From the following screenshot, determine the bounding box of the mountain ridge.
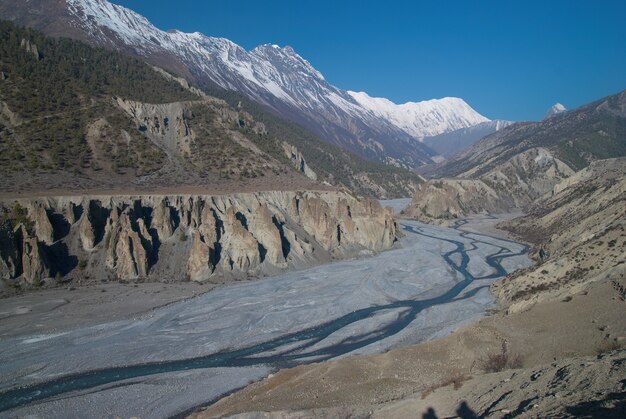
[0,0,496,169]
[348,91,489,139]
[0,21,423,198]
[423,119,514,158]
[432,89,626,178]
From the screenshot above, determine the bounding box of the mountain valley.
[0,1,624,418]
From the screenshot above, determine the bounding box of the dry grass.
[478,341,523,373]
[595,340,623,355]
[420,368,471,399]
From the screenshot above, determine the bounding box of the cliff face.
[406,148,574,223]
[0,191,398,286]
[282,142,318,181]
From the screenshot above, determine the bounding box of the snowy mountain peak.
[67,0,164,50]
[544,103,567,119]
[348,91,490,139]
[251,44,325,81]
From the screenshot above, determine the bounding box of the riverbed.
[0,218,531,418]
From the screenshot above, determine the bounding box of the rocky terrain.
[194,162,625,417]
[404,90,625,223]
[0,190,398,292]
[495,157,626,313]
[405,147,574,223]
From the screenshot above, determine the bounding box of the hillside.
[0,21,421,198]
[422,119,513,158]
[496,157,626,312]
[404,147,574,223]
[403,90,626,222]
[433,90,626,178]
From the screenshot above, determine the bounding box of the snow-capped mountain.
[544,103,567,119]
[0,0,495,168]
[348,91,489,139]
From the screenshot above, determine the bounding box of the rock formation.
[115,98,196,156]
[282,142,318,180]
[20,226,49,285]
[20,38,41,60]
[0,191,398,285]
[0,221,20,280]
[30,203,54,245]
[406,148,574,223]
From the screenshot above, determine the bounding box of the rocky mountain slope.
[404,90,625,222]
[0,21,422,198]
[423,119,513,158]
[0,190,398,290]
[0,0,498,169]
[496,157,626,313]
[404,147,574,222]
[433,89,626,178]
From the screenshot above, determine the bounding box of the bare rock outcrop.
[20,38,41,60]
[115,98,195,155]
[152,199,175,240]
[221,207,262,274]
[0,222,20,280]
[31,203,54,245]
[249,204,287,267]
[20,226,49,284]
[282,142,318,180]
[186,231,213,281]
[0,191,398,286]
[406,148,574,223]
[79,212,96,251]
[105,209,149,280]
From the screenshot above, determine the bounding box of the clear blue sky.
[114,0,625,121]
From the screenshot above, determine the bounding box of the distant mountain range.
[432,89,626,178]
[405,89,626,222]
[0,0,510,168]
[423,120,513,158]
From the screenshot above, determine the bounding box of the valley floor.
[0,217,530,418]
[199,274,625,418]
[0,281,212,339]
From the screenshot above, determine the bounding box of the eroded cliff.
[0,191,398,288]
[406,148,574,223]
[494,157,626,313]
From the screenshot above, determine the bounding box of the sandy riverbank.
[0,281,216,339]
